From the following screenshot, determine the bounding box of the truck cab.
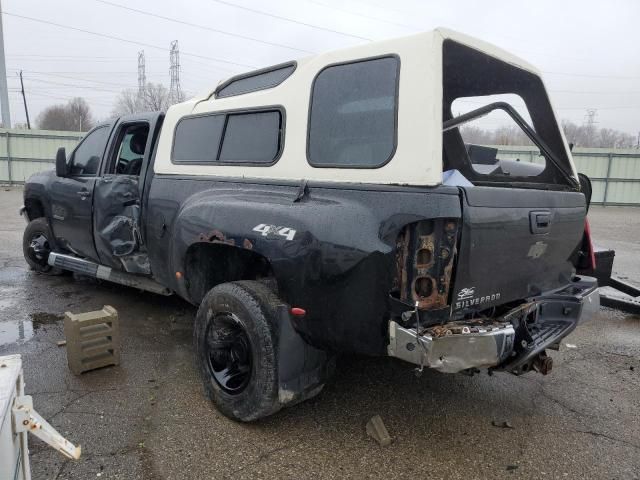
[22,28,599,422]
[23,112,165,282]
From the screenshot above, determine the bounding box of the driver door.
[50,125,111,260]
[93,120,151,273]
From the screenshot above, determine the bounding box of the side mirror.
[55,147,68,177]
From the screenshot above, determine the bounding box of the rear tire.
[22,218,63,275]
[194,281,281,422]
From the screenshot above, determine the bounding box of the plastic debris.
[492,420,514,429]
[366,415,392,446]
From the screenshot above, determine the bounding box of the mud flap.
[276,305,334,406]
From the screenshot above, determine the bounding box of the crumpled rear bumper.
[387,276,599,374]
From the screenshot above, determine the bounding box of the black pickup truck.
[21,29,599,421]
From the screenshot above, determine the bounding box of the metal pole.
[19,71,30,129]
[0,1,11,128]
[602,152,613,206]
[6,130,11,184]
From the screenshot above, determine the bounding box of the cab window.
[69,126,110,176]
[110,124,149,176]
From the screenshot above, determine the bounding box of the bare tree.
[461,119,634,149]
[66,97,94,131]
[111,89,140,117]
[562,120,635,148]
[111,82,184,117]
[141,83,170,112]
[36,98,94,132]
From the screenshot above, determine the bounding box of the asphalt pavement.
[1,186,638,479]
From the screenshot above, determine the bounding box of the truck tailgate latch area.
[529,210,551,234]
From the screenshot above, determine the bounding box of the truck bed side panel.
[145,176,461,355]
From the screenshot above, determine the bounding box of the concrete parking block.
[63,305,120,375]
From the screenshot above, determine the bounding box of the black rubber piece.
[194,281,282,422]
[22,218,64,275]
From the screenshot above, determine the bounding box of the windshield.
[442,40,576,188]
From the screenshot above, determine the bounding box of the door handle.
[76,190,90,199]
[535,214,550,228]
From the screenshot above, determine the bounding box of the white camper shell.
[154,28,578,188]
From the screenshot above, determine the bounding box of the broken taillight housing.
[395,219,459,310]
[583,218,596,271]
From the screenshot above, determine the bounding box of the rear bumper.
[387,276,599,374]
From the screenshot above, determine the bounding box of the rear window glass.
[172,109,283,165]
[308,56,399,168]
[219,111,282,163]
[216,64,295,98]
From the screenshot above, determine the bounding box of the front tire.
[22,218,63,275]
[194,281,281,422]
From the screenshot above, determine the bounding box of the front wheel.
[22,218,63,275]
[194,281,281,422]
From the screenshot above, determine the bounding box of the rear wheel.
[22,218,63,275]
[194,281,281,422]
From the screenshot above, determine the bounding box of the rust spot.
[416,247,433,267]
[414,277,433,298]
[198,229,236,246]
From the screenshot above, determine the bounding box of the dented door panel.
[93,174,147,273]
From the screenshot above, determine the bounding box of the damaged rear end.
[386,37,599,376]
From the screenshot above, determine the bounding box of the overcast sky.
[3,0,639,135]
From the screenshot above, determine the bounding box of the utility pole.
[137,50,146,98]
[168,40,181,105]
[19,71,30,129]
[0,1,11,128]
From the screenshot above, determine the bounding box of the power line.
[19,70,134,88]
[307,0,418,31]
[23,77,126,93]
[542,71,640,80]
[207,0,371,41]
[3,11,256,70]
[24,91,114,107]
[93,0,314,55]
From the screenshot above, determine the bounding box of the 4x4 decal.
[252,224,297,241]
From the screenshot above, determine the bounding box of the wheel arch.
[183,242,275,304]
[24,196,46,221]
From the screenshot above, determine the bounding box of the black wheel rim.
[28,233,51,266]
[205,313,252,394]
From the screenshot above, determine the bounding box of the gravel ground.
[0,186,639,480]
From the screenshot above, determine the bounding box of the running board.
[48,252,172,296]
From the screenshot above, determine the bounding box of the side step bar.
[48,252,172,296]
